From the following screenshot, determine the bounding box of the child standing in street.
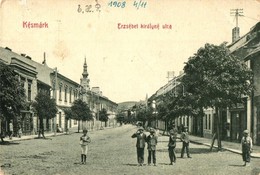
[80,129,91,164]
[241,130,253,166]
[146,128,158,166]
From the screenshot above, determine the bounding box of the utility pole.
[230,9,243,42]
[230,8,244,28]
[53,67,58,136]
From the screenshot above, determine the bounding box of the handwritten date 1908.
[77,0,101,13]
[108,1,126,8]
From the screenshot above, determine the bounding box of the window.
[27,81,32,101]
[69,88,72,103]
[64,86,67,102]
[21,77,25,87]
[59,86,62,101]
[209,114,211,130]
[205,115,208,129]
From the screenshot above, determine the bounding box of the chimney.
[5,47,12,51]
[232,27,240,42]
[42,52,47,65]
[25,55,32,60]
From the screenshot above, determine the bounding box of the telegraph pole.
[230,8,244,27]
[53,67,58,136]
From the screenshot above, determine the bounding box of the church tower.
[80,56,90,92]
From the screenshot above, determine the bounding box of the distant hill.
[117,101,137,111]
[117,101,147,111]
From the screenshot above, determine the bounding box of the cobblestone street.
[1,125,260,175]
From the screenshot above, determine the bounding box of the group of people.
[131,124,191,166]
[131,125,254,167]
[78,125,253,167]
[8,120,22,140]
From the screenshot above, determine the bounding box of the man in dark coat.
[168,129,177,165]
[132,127,147,166]
[146,128,158,166]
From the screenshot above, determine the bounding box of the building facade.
[229,22,260,145]
[80,58,118,129]
[0,47,118,136]
[148,22,260,145]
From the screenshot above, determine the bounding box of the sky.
[0,0,260,103]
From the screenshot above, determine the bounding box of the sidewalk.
[2,131,69,142]
[1,126,115,143]
[158,132,260,158]
[188,135,260,158]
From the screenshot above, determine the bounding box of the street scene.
[0,125,260,175]
[1,0,260,175]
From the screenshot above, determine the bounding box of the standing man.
[168,130,177,165]
[132,127,147,166]
[146,128,158,166]
[180,126,192,158]
[9,120,13,140]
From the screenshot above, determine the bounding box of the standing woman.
[80,129,91,164]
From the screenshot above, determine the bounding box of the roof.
[228,22,260,61]
[0,47,54,86]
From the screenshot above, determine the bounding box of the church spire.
[80,56,90,92]
[82,56,89,78]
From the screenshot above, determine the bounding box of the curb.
[1,126,118,143]
[190,140,260,159]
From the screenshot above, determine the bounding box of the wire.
[243,15,260,22]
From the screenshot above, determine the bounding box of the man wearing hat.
[132,127,147,166]
[169,123,178,137]
[168,129,177,165]
[180,126,191,158]
[146,128,158,166]
[241,129,253,166]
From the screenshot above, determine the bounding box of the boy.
[80,129,91,164]
[146,128,158,166]
[241,130,253,166]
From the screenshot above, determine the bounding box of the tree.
[115,111,127,126]
[181,43,253,150]
[71,99,93,132]
[0,64,26,142]
[64,108,74,134]
[99,108,109,127]
[32,91,57,138]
